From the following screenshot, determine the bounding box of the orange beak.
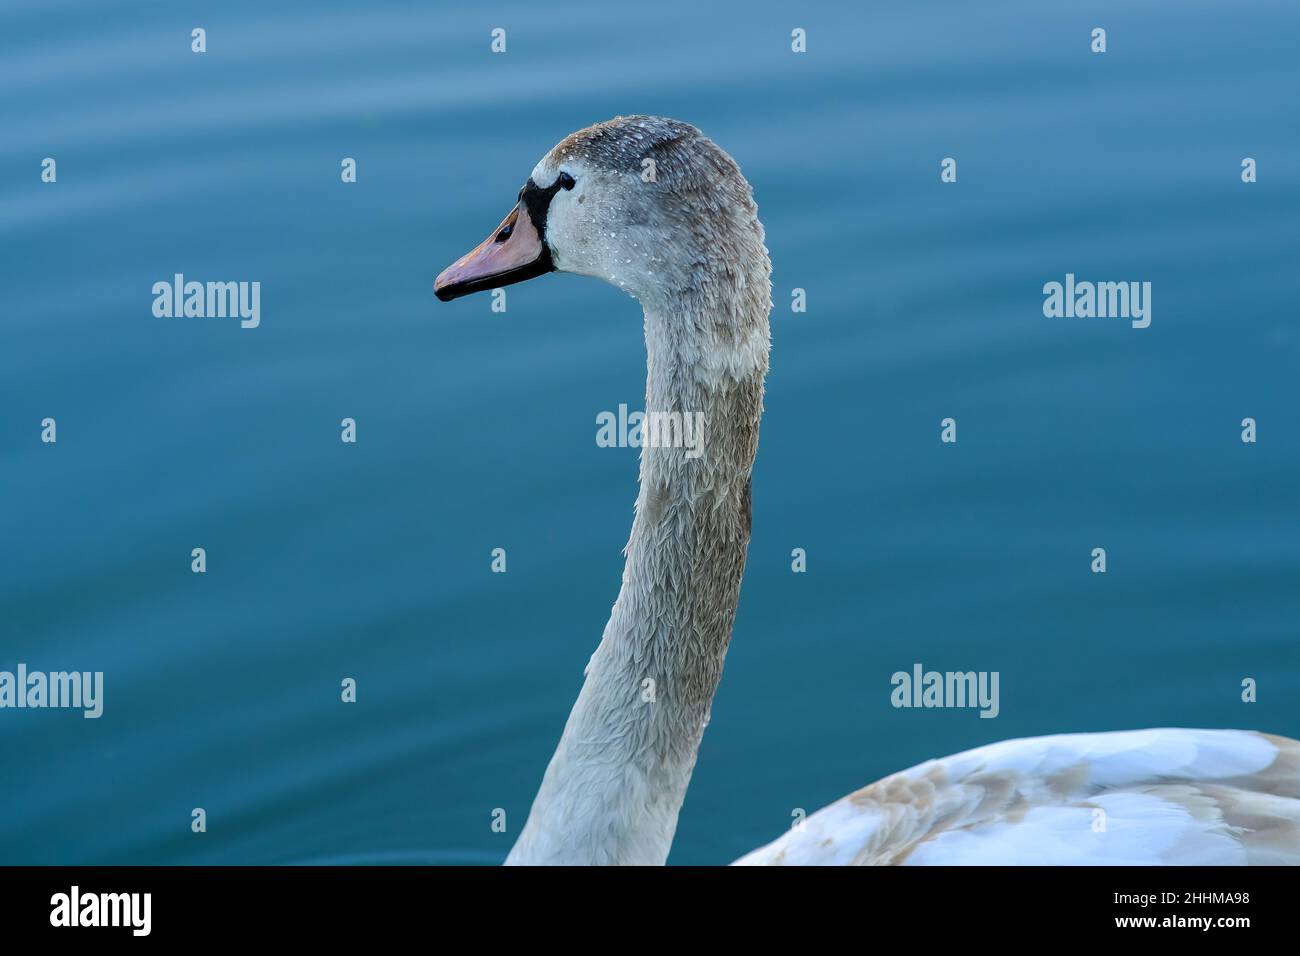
[435,201,553,302]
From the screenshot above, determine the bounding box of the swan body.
[435,116,1300,865]
[734,728,1300,865]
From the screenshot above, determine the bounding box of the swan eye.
[557,171,575,190]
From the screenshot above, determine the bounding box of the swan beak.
[435,202,553,301]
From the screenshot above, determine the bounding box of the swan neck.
[506,286,769,865]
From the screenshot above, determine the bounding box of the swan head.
[435,115,769,311]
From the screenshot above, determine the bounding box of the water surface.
[1,0,1297,864]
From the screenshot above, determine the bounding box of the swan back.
[733,729,1300,865]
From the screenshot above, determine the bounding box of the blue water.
[2,0,1297,865]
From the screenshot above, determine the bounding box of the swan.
[435,115,1300,865]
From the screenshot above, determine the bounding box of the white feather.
[733,729,1300,865]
